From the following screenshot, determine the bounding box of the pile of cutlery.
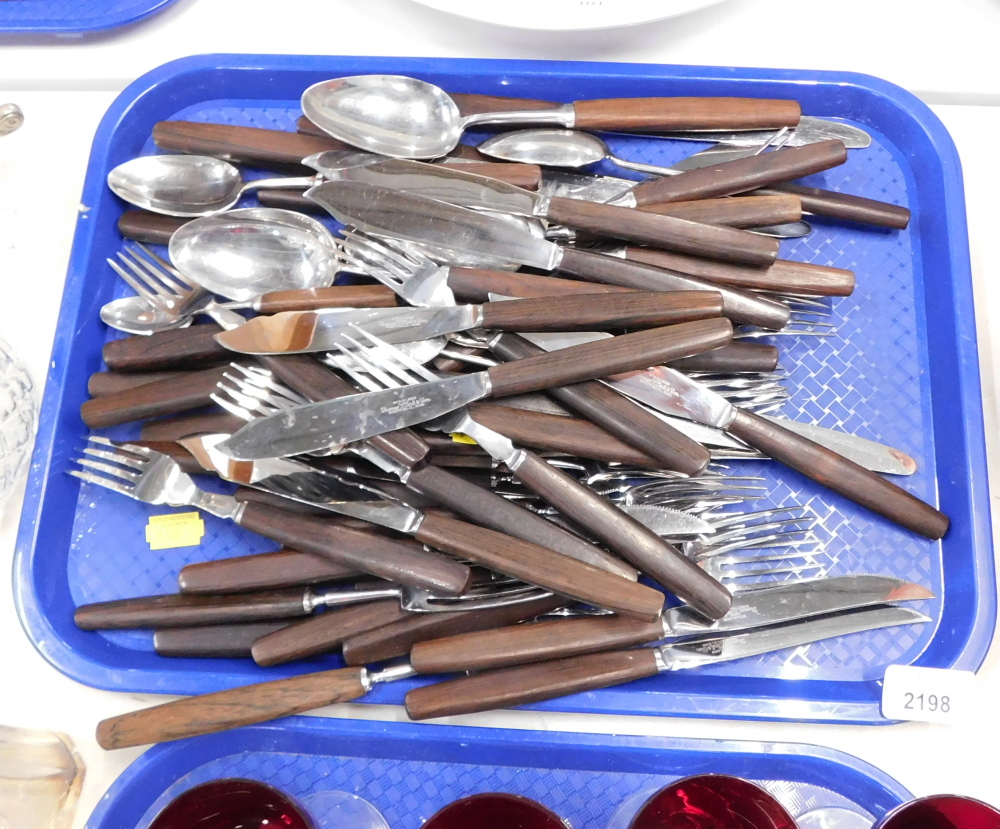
[72,77,942,749]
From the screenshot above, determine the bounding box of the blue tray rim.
[14,53,995,723]
[0,0,178,35]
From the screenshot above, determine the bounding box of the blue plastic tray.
[14,55,995,723]
[84,718,913,829]
[0,0,178,35]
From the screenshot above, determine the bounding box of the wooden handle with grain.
[629,140,848,206]
[411,615,665,674]
[88,370,186,396]
[140,410,245,441]
[178,548,361,594]
[405,648,660,720]
[255,285,398,313]
[571,98,800,132]
[486,317,734,397]
[622,246,855,297]
[127,441,203,475]
[726,408,948,539]
[118,211,190,245]
[756,183,910,229]
[545,196,779,267]
[154,621,291,658]
[96,667,370,749]
[102,324,230,372]
[448,268,634,302]
[453,92,560,115]
[669,342,779,373]
[557,247,791,329]
[252,600,409,666]
[480,290,722,331]
[639,194,802,228]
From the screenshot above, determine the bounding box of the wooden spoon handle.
[453,93,560,115]
[96,667,369,749]
[726,408,948,539]
[629,140,848,206]
[178,548,361,594]
[639,194,802,228]
[154,621,291,659]
[572,97,801,132]
[102,324,230,372]
[448,268,634,302]
[405,649,660,720]
[118,211,190,245]
[755,183,910,229]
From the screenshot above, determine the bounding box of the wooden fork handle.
[96,667,369,749]
[154,621,291,659]
[755,183,910,229]
[572,97,801,132]
[178,548,361,594]
[639,194,802,228]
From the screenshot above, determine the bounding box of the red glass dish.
[423,793,568,829]
[876,795,1000,829]
[148,778,313,829]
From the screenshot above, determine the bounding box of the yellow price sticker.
[450,433,478,445]
[145,511,206,550]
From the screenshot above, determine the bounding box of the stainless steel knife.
[654,117,872,149]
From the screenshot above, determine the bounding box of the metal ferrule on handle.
[195,490,247,521]
[461,104,575,131]
[304,585,402,611]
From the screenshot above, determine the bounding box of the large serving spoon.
[301,75,800,160]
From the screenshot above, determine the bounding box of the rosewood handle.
[448,268,633,302]
[154,621,291,658]
[128,441,203,475]
[140,410,245,441]
[405,648,660,720]
[480,291,722,331]
[413,513,663,620]
[629,140,848,206]
[545,197,779,268]
[236,502,473,594]
[453,93,560,116]
[88,370,186,396]
[96,667,369,749]
[756,183,910,229]
[118,211,190,245]
[639,194,802,228]
[252,600,409,666]
[256,285,398,313]
[411,615,665,674]
[486,318,734,397]
[255,189,323,213]
[341,595,567,666]
[179,548,361,594]
[726,408,948,539]
[102,324,230,372]
[572,97,800,132]
[669,342,779,373]
[557,247,791,329]
[489,331,711,475]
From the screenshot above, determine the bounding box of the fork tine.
[333,342,403,390]
[122,245,191,297]
[107,257,168,310]
[116,251,175,302]
[75,456,141,482]
[351,326,439,382]
[81,445,148,470]
[68,469,137,497]
[342,230,424,272]
[210,391,256,421]
[339,333,423,387]
[132,242,197,289]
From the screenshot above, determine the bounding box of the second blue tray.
[0,0,178,35]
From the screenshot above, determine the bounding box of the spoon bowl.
[480,129,608,168]
[99,296,192,336]
[108,155,245,216]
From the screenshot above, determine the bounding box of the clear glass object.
[0,726,84,829]
[0,335,36,504]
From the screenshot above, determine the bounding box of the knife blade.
[654,117,872,149]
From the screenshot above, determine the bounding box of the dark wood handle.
[140,410,245,441]
[96,667,368,749]
[622,246,856,297]
[448,267,634,302]
[414,513,663,620]
[557,248,791,329]
[404,464,636,580]
[405,649,660,720]
[74,588,311,630]
[727,408,949,539]
[237,502,473,594]
[638,194,802,228]
[507,452,731,620]
[118,211,190,245]
[453,92,560,115]
[154,621,291,658]
[128,441,204,475]
[545,197,779,267]
[81,365,232,428]
[486,317,733,397]
[756,183,910,229]
[233,486,342,517]
[489,331,710,475]
[88,370,186,396]
[480,291,722,331]
[411,615,664,674]
[669,342,779,373]
[341,595,567,666]
[630,140,848,206]
[102,324,230,372]
[252,600,409,666]
[256,189,324,213]
[256,285,398,313]
[178,548,360,594]
[572,97,801,132]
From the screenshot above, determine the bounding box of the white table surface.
[0,6,998,825]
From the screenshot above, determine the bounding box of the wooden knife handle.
[255,189,324,213]
[726,408,949,539]
[404,464,636,580]
[629,140,848,206]
[448,268,633,302]
[81,365,232,428]
[557,248,791,329]
[669,342,779,373]
[154,621,291,658]
[256,285,398,313]
[405,649,660,720]
[572,97,801,132]
[96,667,369,749]
[237,502,474,594]
[480,291,722,331]
[179,548,361,594]
[140,410,245,441]
[118,211,190,245]
[250,161,540,192]
[128,441,203,475]
[252,600,409,666]
[74,588,311,630]
[489,331,710,475]
[414,513,663,621]
[411,615,664,674]
[102,324,230,372]
[88,370,186,396]
[341,595,567,666]
[505,451,730,620]
[486,318,733,398]
[639,194,802,228]
[545,197,779,268]
[756,183,910,229]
